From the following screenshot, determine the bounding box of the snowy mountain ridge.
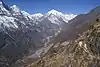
[0,0,77,63]
[32,9,77,24]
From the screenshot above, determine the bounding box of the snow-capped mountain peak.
[21,11,30,16]
[0,0,3,5]
[31,13,43,20]
[21,11,33,20]
[11,5,20,12]
[31,13,43,17]
[10,5,21,15]
[0,0,11,16]
[47,9,63,16]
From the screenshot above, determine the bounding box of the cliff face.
[28,17,100,67]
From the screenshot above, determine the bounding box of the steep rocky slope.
[28,17,100,67]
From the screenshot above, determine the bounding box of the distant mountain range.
[0,0,77,66]
[1,0,100,67]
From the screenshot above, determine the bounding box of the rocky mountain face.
[29,12,100,67]
[0,0,76,66]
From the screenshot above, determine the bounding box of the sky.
[3,0,100,14]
